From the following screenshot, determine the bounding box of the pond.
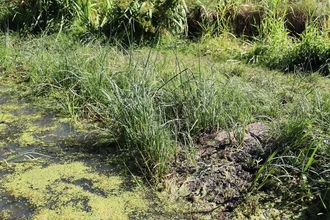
[0,85,184,220]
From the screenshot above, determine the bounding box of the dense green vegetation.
[1,0,330,218]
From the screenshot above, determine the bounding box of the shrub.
[246,31,330,74]
[0,0,79,34]
[100,0,188,45]
[0,0,189,44]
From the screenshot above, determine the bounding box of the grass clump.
[102,70,175,180]
[240,0,330,74]
[246,27,330,74]
[251,89,330,218]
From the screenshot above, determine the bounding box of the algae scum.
[0,85,159,219]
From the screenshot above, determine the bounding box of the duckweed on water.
[1,162,149,219]
[0,83,155,219]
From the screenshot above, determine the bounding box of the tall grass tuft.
[252,90,330,216]
[102,68,174,180]
[243,0,330,75]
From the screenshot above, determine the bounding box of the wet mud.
[164,122,276,219]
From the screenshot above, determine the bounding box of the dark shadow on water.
[10,106,39,117]
[34,122,74,145]
[0,193,33,219]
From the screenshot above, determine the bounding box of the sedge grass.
[1,4,330,215]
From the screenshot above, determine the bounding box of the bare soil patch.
[167,122,271,218]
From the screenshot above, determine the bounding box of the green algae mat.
[1,162,148,219]
[0,85,180,220]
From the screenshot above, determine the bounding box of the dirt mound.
[169,122,271,217]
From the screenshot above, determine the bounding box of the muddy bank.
[157,122,274,219]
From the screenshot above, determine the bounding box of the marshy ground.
[0,80,316,219]
[1,0,330,219]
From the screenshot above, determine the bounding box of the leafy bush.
[99,0,188,45]
[246,33,330,75]
[0,0,79,34]
[0,0,188,44]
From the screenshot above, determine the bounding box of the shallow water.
[0,89,77,218]
[0,193,33,219]
[0,86,154,219]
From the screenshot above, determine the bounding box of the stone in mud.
[215,122,269,152]
[246,122,269,143]
[215,130,236,147]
